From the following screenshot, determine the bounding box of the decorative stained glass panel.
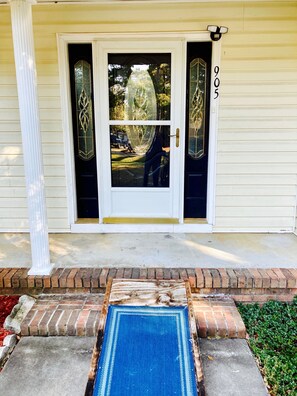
[74,60,95,161]
[188,58,206,160]
[108,53,171,123]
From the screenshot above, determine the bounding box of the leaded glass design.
[188,58,206,159]
[74,60,95,161]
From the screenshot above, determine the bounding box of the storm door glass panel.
[188,58,206,160]
[74,60,95,161]
[108,53,171,188]
[110,125,170,188]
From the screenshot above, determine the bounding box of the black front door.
[184,42,212,218]
[69,44,99,218]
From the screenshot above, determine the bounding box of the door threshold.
[75,218,99,224]
[184,218,207,224]
[103,217,179,224]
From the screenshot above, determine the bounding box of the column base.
[28,263,55,276]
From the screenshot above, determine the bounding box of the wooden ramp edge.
[85,279,205,396]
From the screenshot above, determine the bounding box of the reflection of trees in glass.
[108,55,171,122]
[108,54,171,155]
[150,62,171,120]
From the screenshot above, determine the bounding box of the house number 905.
[214,66,220,99]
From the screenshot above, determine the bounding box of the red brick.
[147,268,155,280]
[196,311,207,338]
[90,268,100,288]
[163,268,171,280]
[288,268,297,283]
[49,310,64,335]
[210,269,221,288]
[281,269,296,288]
[226,269,237,288]
[170,269,180,280]
[76,310,90,336]
[43,276,51,289]
[20,309,37,336]
[57,310,72,336]
[248,269,263,288]
[132,268,140,279]
[194,268,204,288]
[186,269,196,288]
[30,310,46,336]
[82,269,93,288]
[34,276,44,289]
[215,312,228,338]
[73,270,83,288]
[203,269,213,288]
[38,311,54,336]
[233,269,245,288]
[257,269,271,288]
[123,268,132,279]
[265,269,279,288]
[59,269,71,288]
[4,269,18,288]
[217,268,229,288]
[51,269,64,288]
[27,276,36,288]
[115,268,125,279]
[242,269,253,288]
[205,312,217,337]
[156,268,164,280]
[0,269,11,288]
[11,268,26,288]
[19,272,29,288]
[65,269,78,288]
[139,268,147,279]
[272,268,287,288]
[67,309,81,336]
[86,310,100,337]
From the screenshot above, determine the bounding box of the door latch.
[169,128,180,148]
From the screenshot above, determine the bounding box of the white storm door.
[96,40,184,220]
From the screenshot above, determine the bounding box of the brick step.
[1,267,296,303]
[20,294,246,339]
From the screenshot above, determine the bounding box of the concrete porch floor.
[0,232,297,269]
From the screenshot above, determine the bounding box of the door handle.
[169,128,180,148]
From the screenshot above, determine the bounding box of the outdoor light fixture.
[207,25,229,41]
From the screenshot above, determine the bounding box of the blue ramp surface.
[93,306,198,396]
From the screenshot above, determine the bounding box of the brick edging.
[0,267,296,303]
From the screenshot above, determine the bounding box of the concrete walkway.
[1,232,297,269]
[0,337,268,396]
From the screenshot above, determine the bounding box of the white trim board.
[57,32,221,233]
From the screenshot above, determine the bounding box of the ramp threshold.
[86,280,204,396]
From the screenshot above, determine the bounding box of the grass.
[238,297,297,396]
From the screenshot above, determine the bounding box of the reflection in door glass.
[188,58,206,159]
[108,53,171,122]
[110,125,170,188]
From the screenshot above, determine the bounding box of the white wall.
[0,1,296,232]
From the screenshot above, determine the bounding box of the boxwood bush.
[238,296,297,396]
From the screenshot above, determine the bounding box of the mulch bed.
[0,296,19,347]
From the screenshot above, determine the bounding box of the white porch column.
[10,0,52,275]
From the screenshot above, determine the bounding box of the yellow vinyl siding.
[216,1,297,231]
[0,1,296,232]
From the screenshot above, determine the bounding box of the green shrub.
[238,296,297,396]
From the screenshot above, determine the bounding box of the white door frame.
[57,32,221,233]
